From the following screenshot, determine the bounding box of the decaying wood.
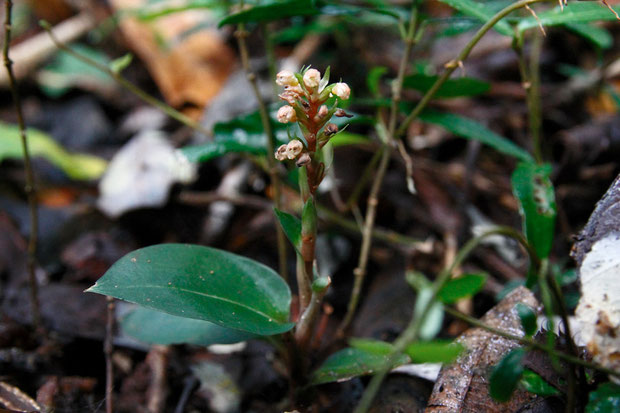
[426,286,541,413]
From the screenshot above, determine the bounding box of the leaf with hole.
[121,306,255,346]
[438,273,487,304]
[87,244,294,335]
[511,162,556,259]
[489,347,526,402]
[419,110,533,163]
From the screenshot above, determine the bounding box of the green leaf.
[134,0,226,21]
[405,340,465,363]
[121,306,255,346]
[219,0,319,26]
[329,132,370,147]
[87,244,294,335]
[519,369,560,397]
[349,338,396,355]
[414,287,444,340]
[403,74,490,98]
[517,3,620,33]
[367,66,388,97]
[511,162,556,259]
[586,382,620,413]
[311,347,410,385]
[109,53,133,74]
[515,303,537,337]
[0,122,107,180]
[489,348,526,402]
[564,23,613,50]
[419,110,534,163]
[273,208,302,253]
[181,140,266,163]
[438,0,513,36]
[438,273,487,304]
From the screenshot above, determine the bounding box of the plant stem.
[4,0,42,331]
[235,20,288,281]
[40,20,212,137]
[338,2,421,335]
[395,0,551,139]
[105,296,115,413]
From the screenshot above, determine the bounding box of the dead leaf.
[110,0,235,117]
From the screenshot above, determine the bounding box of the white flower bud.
[303,68,321,89]
[277,105,297,123]
[276,70,298,87]
[318,105,328,118]
[286,140,304,159]
[275,144,288,161]
[332,82,350,100]
[286,85,304,95]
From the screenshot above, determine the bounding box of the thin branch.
[3,0,42,331]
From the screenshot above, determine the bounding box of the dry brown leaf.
[110,0,235,118]
[426,286,542,413]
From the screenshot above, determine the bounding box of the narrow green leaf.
[405,340,464,363]
[489,348,526,402]
[438,273,487,304]
[438,0,513,36]
[511,162,556,259]
[403,74,490,98]
[419,110,534,163]
[349,338,395,355]
[518,3,620,33]
[109,53,133,74]
[311,347,410,385]
[0,122,107,180]
[121,306,255,346]
[219,0,319,26]
[519,369,560,397]
[367,66,388,97]
[564,23,613,50]
[135,0,226,21]
[87,244,294,335]
[329,132,370,147]
[414,287,444,340]
[181,140,265,163]
[273,208,302,253]
[515,303,537,337]
[586,382,620,413]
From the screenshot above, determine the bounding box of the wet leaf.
[438,273,487,304]
[87,244,294,335]
[121,306,255,346]
[489,348,526,402]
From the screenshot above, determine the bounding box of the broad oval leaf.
[586,382,620,413]
[419,110,533,162]
[405,340,465,363]
[121,306,256,346]
[87,244,294,335]
[489,347,526,402]
[349,338,395,355]
[311,347,410,385]
[438,273,487,304]
[403,74,490,98]
[511,162,556,259]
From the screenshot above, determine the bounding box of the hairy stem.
[4,0,42,331]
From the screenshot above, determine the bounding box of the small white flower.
[285,85,304,95]
[275,144,288,161]
[286,140,304,159]
[332,82,350,100]
[276,70,298,87]
[318,105,328,118]
[277,105,297,123]
[303,68,321,89]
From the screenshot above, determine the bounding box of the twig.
[146,345,170,413]
[39,20,212,138]
[338,2,421,335]
[104,296,115,413]
[3,0,42,331]
[174,376,198,413]
[234,14,288,281]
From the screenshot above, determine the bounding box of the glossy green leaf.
[405,340,464,363]
[517,3,620,33]
[219,0,319,26]
[273,208,302,253]
[586,382,620,413]
[419,110,534,163]
[403,74,490,98]
[414,287,444,340]
[438,0,513,36]
[511,162,556,259]
[311,347,410,385]
[438,273,487,304]
[519,369,560,397]
[87,244,294,335]
[0,122,107,180]
[515,303,537,337]
[121,306,255,346]
[564,23,613,50]
[489,348,526,402]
